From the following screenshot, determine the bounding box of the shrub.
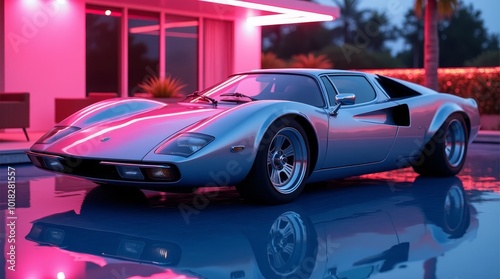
[261,52,287,69]
[289,53,333,69]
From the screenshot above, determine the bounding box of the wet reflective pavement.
[1,143,499,279]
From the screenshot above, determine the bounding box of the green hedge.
[364,67,500,115]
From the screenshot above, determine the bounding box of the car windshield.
[189,73,325,107]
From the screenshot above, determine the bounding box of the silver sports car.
[27,69,480,204]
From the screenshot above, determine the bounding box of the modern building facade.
[0,0,338,131]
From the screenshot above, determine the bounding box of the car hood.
[40,104,225,160]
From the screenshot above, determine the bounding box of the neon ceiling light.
[201,0,336,26]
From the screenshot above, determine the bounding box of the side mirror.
[336,93,356,105]
[330,93,356,116]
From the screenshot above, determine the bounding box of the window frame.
[321,74,379,107]
[85,4,203,98]
[127,9,161,97]
[85,4,123,96]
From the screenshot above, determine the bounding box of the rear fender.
[425,103,464,143]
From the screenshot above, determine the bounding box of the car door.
[321,74,398,168]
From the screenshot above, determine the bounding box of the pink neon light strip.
[200,0,335,26]
[248,13,332,26]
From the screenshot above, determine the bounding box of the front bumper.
[27,151,181,185]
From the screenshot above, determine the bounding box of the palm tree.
[415,0,459,90]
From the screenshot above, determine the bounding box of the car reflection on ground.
[26,176,477,279]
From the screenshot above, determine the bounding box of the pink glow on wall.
[201,0,337,26]
[22,0,70,12]
[22,0,38,8]
[233,9,260,72]
[4,0,85,131]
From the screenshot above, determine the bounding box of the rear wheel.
[237,118,309,204]
[413,113,468,176]
[415,176,470,238]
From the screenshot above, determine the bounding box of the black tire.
[413,113,468,176]
[237,118,310,204]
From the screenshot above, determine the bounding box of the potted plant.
[138,75,187,102]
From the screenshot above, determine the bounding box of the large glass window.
[165,15,198,95]
[86,5,121,95]
[85,7,202,97]
[128,10,160,96]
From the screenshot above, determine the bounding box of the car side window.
[328,75,376,104]
[277,75,325,107]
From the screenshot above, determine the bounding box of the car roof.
[235,68,369,77]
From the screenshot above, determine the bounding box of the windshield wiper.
[220,92,256,101]
[184,92,218,107]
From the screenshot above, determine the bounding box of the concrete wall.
[4,0,85,131]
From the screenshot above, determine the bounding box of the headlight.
[156,133,214,157]
[43,228,65,245]
[36,126,80,144]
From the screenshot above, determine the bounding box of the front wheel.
[249,211,317,279]
[413,113,468,176]
[237,118,309,204]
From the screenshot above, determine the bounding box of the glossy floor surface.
[1,143,499,279]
